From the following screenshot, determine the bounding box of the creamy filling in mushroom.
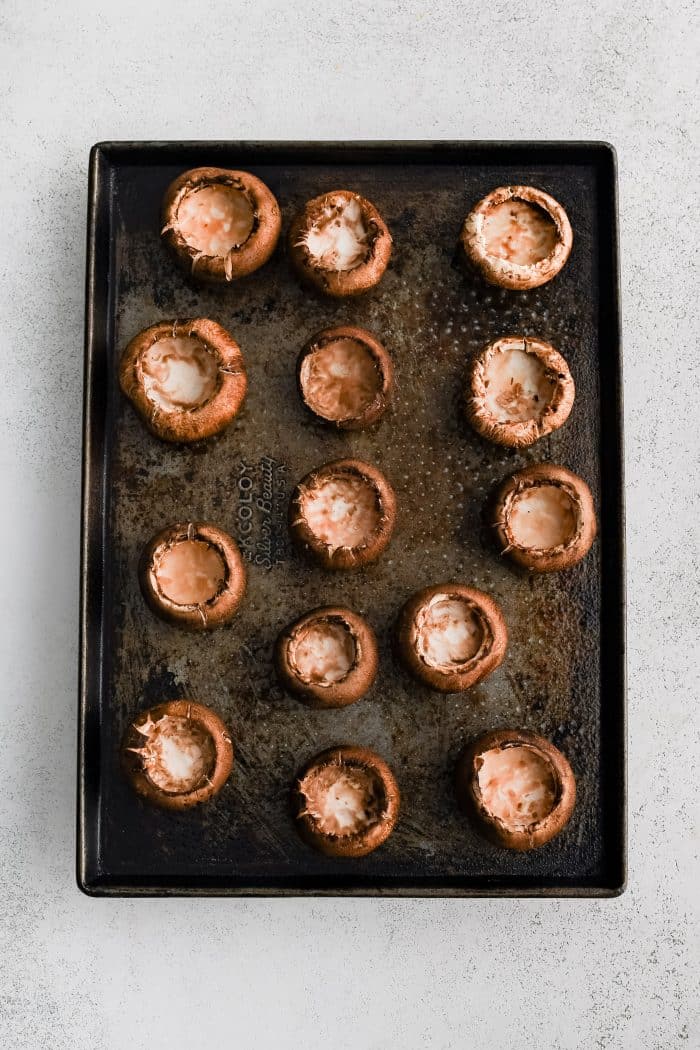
[300,198,370,271]
[300,339,382,421]
[141,336,219,413]
[477,745,556,829]
[176,184,255,255]
[508,485,578,550]
[483,348,556,423]
[482,199,558,265]
[290,620,356,685]
[300,475,381,551]
[134,714,216,794]
[417,596,484,669]
[156,540,226,605]
[301,765,382,836]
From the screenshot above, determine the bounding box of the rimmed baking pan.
[79,141,624,896]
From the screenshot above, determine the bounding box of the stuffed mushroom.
[297,325,393,430]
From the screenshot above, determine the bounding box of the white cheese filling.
[135,714,216,794]
[301,765,382,836]
[508,485,578,550]
[300,339,382,421]
[291,621,356,685]
[483,347,556,423]
[300,198,370,271]
[300,475,381,551]
[141,336,219,413]
[483,199,558,266]
[176,184,255,255]
[156,540,226,606]
[478,745,556,829]
[417,596,484,669]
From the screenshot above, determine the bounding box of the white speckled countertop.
[1,1,698,1046]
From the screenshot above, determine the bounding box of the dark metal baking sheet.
[79,141,625,897]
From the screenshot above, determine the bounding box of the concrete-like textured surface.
[0,1,697,1046]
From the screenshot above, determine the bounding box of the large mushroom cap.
[297,325,393,430]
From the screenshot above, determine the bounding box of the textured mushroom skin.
[396,583,508,692]
[275,605,379,708]
[489,463,597,572]
[465,336,575,448]
[288,190,392,297]
[292,745,400,857]
[139,522,246,630]
[459,185,573,290]
[119,318,247,443]
[289,458,397,570]
[121,700,234,811]
[297,324,393,430]
[455,728,576,850]
[161,167,281,283]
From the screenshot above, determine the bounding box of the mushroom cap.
[465,335,575,448]
[289,457,397,570]
[292,745,400,857]
[296,324,394,430]
[275,605,379,708]
[396,583,508,692]
[118,318,247,443]
[121,699,234,811]
[288,189,392,297]
[161,167,281,283]
[139,522,247,630]
[489,463,597,572]
[459,185,573,290]
[455,728,576,850]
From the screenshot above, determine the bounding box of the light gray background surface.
[1,1,698,1047]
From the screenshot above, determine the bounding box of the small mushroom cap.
[289,457,397,570]
[119,318,247,443]
[161,167,281,283]
[459,185,573,290]
[275,605,379,708]
[455,728,576,850]
[139,522,246,630]
[396,583,507,692]
[489,463,597,573]
[297,324,394,430]
[465,335,575,448]
[292,745,400,857]
[121,699,234,811]
[288,189,392,297]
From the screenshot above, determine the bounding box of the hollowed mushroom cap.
[121,700,233,811]
[455,728,576,850]
[465,335,575,447]
[490,463,597,573]
[275,605,379,709]
[396,583,507,692]
[161,167,281,283]
[459,185,573,290]
[297,325,394,430]
[119,318,247,443]
[288,189,392,297]
[289,458,397,570]
[139,522,246,630]
[292,745,400,857]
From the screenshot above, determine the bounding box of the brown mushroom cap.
[161,167,281,283]
[292,745,400,857]
[396,583,507,692]
[490,463,597,573]
[455,728,576,850]
[459,185,573,290]
[121,700,234,811]
[288,189,392,297]
[297,325,393,430]
[139,522,246,630]
[275,605,379,709]
[465,335,575,448]
[119,318,247,444]
[289,458,396,570]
